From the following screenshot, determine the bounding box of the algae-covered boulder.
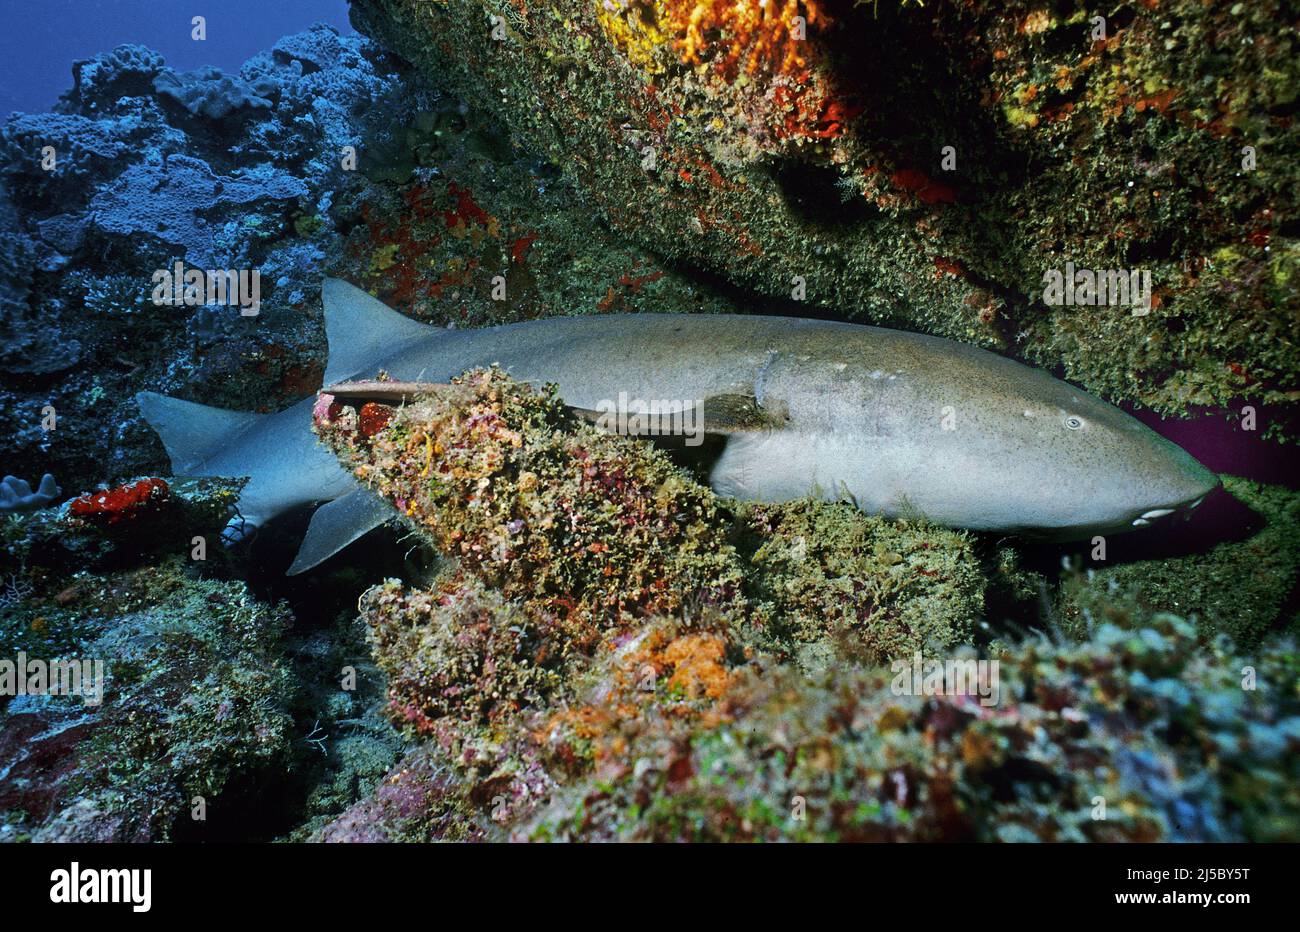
[316,367,748,631]
[74,568,295,838]
[352,0,1299,423]
[364,570,569,734]
[736,498,985,666]
[0,561,293,842]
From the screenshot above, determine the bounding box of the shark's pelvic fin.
[286,486,394,575]
[135,391,265,475]
[322,278,441,384]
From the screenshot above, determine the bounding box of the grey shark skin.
[137,278,1218,574]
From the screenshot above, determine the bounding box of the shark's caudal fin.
[322,278,441,384]
[286,487,393,575]
[133,282,428,575]
[135,391,265,475]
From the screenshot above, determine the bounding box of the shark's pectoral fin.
[693,393,790,433]
[286,487,394,576]
[569,393,789,436]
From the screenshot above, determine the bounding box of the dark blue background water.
[0,0,353,115]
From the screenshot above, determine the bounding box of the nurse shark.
[137,279,1218,574]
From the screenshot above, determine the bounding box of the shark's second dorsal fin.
[286,487,393,575]
[135,392,265,475]
[322,278,440,384]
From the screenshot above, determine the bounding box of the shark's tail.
[136,389,393,575]
[135,391,264,476]
[133,280,429,574]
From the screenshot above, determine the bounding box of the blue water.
[0,0,354,115]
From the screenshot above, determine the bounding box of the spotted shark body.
[137,279,1218,574]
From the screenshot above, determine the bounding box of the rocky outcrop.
[351,0,1299,422]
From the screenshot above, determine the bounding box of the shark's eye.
[1064,415,1084,430]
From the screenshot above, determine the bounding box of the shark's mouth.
[1129,495,1206,528]
[1011,491,1212,542]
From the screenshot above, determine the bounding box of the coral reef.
[321,603,1300,843]
[522,614,1300,843]
[314,749,485,843]
[2,16,1296,847]
[317,369,758,743]
[69,45,168,113]
[0,26,399,498]
[72,566,295,840]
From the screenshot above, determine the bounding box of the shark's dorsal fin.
[135,391,265,475]
[322,278,441,384]
[286,486,394,575]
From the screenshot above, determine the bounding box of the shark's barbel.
[137,279,1218,574]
